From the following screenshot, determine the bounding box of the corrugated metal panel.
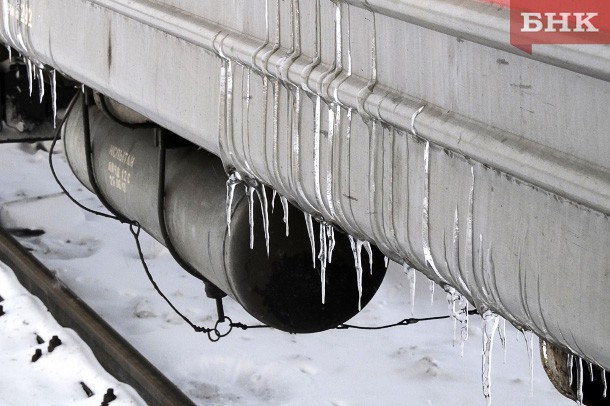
[1,0,609,369]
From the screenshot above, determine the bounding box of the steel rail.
[0,227,195,406]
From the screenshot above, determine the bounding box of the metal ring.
[207,329,221,342]
[214,316,233,338]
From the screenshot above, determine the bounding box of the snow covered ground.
[0,140,573,405]
[0,263,145,406]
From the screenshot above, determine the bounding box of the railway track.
[0,226,195,406]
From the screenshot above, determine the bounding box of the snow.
[0,261,144,406]
[0,140,573,405]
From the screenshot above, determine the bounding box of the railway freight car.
[0,0,608,402]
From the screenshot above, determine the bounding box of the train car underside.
[0,0,609,401]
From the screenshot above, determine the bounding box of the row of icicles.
[5,46,59,129]
[224,169,606,406]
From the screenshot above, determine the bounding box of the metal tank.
[62,95,387,333]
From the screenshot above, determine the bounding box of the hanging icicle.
[37,66,44,103]
[445,286,470,356]
[348,236,364,310]
[568,354,575,387]
[26,58,33,97]
[498,318,507,363]
[481,309,500,406]
[280,195,290,236]
[51,69,57,128]
[271,189,278,212]
[522,330,535,395]
[254,183,271,256]
[403,263,416,315]
[304,213,316,267]
[327,224,335,263]
[363,241,373,275]
[226,171,242,235]
[577,357,584,405]
[319,222,329,304]
[246,184,255,249]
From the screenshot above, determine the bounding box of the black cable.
[129,222,214,336]
[48,91,119,220]
[336,309,480,331]
[81,88,129,223]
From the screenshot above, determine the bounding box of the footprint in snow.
[414,356,441,378]
[20,237,101,260]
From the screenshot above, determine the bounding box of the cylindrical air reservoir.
[63,96,386,333]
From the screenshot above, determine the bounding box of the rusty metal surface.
[1,0,609,371]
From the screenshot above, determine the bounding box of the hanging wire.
[48,91,223,341]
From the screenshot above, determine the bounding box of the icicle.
[603,369,607,397]
[37,67,44,103]
[246,185,255,249]
[445,286,470,356]
[254,183,270,257]
[498,318,507,363]
[243,68,253,174]
[384,256,389,268]
[568,354,575,387]
[429,280,435,305]
[422,141,445,284]
[5,45,11,62]
[446,287,458,346]
[271,189,277,212]
[325,104,336,217]
[523,330,534,395]
[577,357,584,405]
[280,195,289,236]
[319,222,328,304]
[304,213,316,266]
[587,361,594,382]
[356,240,363,310]
[481,309,500,406]
[327,225,335,263]
[226,172,241,235]
[349,236,364,310]
[51,70,57,128]
[26,58,33,97]
[363,241,373,274]
[461,301,469,356]
[313,95,323,207]
[403,263,416,315]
